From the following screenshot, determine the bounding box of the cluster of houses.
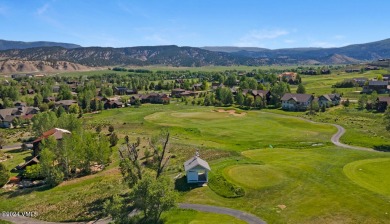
[349,75,390,93]
[0,102,40,128]
[281,93,341,111]
[362,80,390,94]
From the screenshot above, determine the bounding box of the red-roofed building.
[32,128,71,156]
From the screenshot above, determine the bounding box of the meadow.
[1,104,390,223]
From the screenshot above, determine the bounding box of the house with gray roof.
[318,94,341,107]
[184,155,211,184]
[281,93,314,111]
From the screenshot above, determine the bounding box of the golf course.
[1,104,389,223]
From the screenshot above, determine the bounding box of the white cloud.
[236,29,289,47]
[309,41,337,48]
[0,4,8,16]
[36,3,50,15]
[333,35,346,40]
[284,39,296,44]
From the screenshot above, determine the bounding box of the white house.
[183,155,211,184]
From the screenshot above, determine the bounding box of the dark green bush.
[208,174,244,198]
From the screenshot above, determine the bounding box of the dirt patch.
[215,109,246,117]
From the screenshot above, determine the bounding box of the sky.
[1,0,390,49]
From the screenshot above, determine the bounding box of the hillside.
[0,39,81,50]
[0,45,263,67]
[1,38,390,67]
[0,59,93,73]
[204,38,390,62]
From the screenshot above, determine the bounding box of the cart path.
[179,203,267,224]
[260,112,375,152]
[330,123,373,151]
[0,203,266,224]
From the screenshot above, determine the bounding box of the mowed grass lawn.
[1,105,390,223]
[163,209,246,224]
[182,147,390,224]
[344,158,390,197]
[143,108,336,150]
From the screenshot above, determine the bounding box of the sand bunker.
[216,109,246,117]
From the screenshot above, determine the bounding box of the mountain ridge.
[1,38,390,68]
[0,39,82,50]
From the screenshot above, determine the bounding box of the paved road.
[330,124,374,151]
[0,203,266,224]
[179,203,266,224]
[0,143,22,152]
[260,112,376,152]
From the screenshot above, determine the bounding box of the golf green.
[223,164,285,189]
[343,158,390,196]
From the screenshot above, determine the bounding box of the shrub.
[23,164,44,180]
[0,163,10,187]
[208,174,245,198]
[46,167,64,187]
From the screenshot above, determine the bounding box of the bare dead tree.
[118,136,142,187]
[149,130,171,179]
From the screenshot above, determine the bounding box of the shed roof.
[184,156,211,171]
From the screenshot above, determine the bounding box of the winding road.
[330,124,373,151]
[0,203,266,224]
[179,203,266,224]
[260,111,376,152]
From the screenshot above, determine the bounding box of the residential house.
[32,128,71,156]
[321,69,331,74]
[43,96,56,103]
[55,100,78,110]
[345,69,361,73]
[278,72,297,83]
[376,96,390,112]
[302,70,317,75]
[171,88,186,98]
[383,74,390,81]
[281,93,314,111]
[17,157,40,170]
[352,77,368,87]
[0,106,40,128]
[131,93,170,104]
[318,94,341,107]
[126,89,138,95]
[365,66,379,71]
[179,91,198,97]
[104,100,124,109]
[184,155,211,184]
[211,83,224,90]
[192,83,203,91]
[362,81,390,94]
[242,89,271,104]
[114,86,128,95]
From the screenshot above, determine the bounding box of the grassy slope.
[182,147,390,224]
[344,158,390,196]
[163,209,246,224]
[1,105,389,223]
[290,70,385,99]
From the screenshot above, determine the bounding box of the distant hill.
[204,38,390,62]
[1,38,390,68]
[0,45,263,67]
[0,39,81,50]
[0,59,93,73]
